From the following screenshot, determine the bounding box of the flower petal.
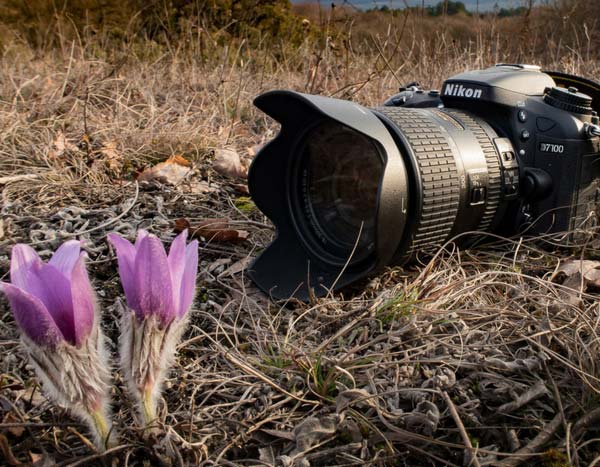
[10,244,42,290]
[134,235,174,325]
[49,240,81,279]
[1,282,63,347]
[107,233,138,310]
[167,230,187,314]
[70,256,96,346]
[134,230,149,250]
[35,263,75,345]
[10,245,59,315]
[178,240,198,318]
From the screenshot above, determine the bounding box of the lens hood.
[248,90,409,300]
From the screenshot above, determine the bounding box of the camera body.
[248,64,600,300]
[384,64,600,237]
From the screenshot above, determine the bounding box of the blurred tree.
[0,0,305,47]
[426,1,469,16]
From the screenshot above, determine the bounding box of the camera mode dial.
[543,86,593,115]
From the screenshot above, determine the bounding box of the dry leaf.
[48,131,67,159]
[174,218,249,243]
[138,154,192,185]
[41,77,55,95]
[15,385,47,408]
[47,131,78,160]
[29,451,46,465]
[213,149,248,179]
[207,258,231,274]
[336,388,378,412]
[554,259,600,290]
[292,415,338,453]
[188,180,219,195]
[169,154,191,167]
[98,140,122,173]
[247,144,264,157]
[0,434,19,466]
[218,257,251,278]
[258,446,277,465]
[404,400,440,436]
[231,183,250,195]
[2,412,24,438]
[259,428,295,441]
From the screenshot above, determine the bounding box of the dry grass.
[1,8,600,466]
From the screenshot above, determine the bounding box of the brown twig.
[497,380,548,414]
[496,413,563,467]
[0,174,40,184]
[571,407,600,439]
[442,390,481,467]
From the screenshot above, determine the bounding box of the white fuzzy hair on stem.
[24,322,114,449]
[119,301,189,428]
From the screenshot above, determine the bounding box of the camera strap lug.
[584,122,600,138]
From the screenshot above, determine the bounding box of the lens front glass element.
[297,121,383,263]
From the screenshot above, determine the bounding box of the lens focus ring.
[444,109,503,233]
[378,107,461,257]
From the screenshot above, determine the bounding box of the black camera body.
[248,64,600,300]
[385,64,600,237]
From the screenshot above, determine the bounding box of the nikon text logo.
[444,83,483,99]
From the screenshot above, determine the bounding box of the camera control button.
[520,130,531,141]
[536,117,556,132]
[470,187,486,205]
[502,151,515,162]
[518,110,528,122]
[503,168,519,198]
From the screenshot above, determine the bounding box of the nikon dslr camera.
[247,64,600,300]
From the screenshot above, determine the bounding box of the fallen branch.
[571,407,600,439]
[442,390,481,467]
[496,413,563,467]
[497,380,548,414]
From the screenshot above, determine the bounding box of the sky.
[292,1,530,12]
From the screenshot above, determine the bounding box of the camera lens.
[295,121,384,263]
[248,90,515,300]
[375,107,504,261]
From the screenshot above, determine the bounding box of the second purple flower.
[108,230,198,427]
[108,229,198,327]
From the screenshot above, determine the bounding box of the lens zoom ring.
[379,107,460,255]
[443,110,503,232]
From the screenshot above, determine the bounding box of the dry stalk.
[442,390,481,467]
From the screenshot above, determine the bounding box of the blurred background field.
[1,1,600,465]
[1,0,600,201]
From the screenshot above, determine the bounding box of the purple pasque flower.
[108,229,198,427]
[107,229,198,326]
[1,241,113,450]
[1,241,95,348]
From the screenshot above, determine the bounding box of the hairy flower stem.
[24,324,113,450]
[90,409,112,449]
[142,387,155,427]
[120,305,188,429]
